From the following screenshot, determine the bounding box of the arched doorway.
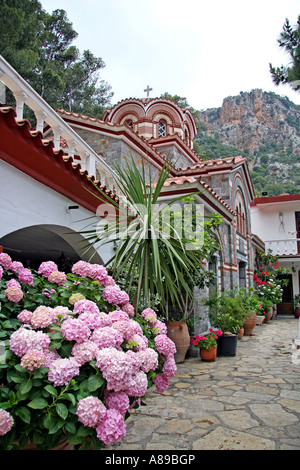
[0,224,103,271]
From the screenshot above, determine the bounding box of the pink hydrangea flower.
[107,310,130,323]
[105,391,130,416]
[38,261,58,278]
[44,349,61,367]
[77,312,102,330]
[111,320,136,342]
[20,349,46,371]
[141,308,157,324]
[51,306,72,323]
[48,357,80,386]
[162,354,177,379]
[72,340,99,365]
[71,260,91,277]
[0,409,14,436]
[102,285,129,306]
[88,264,109,285]
[96,348,133,392]
[9,328,50,357]
[31,306,53,329]
[48,270,66,286]
[121,302,135,317]
[151,320,167,335]
[130,334,148,351]
[17,309,33,324]
[69,293,86,305]
[96,409,126,445]
[18,268,34,286]
[5,286,23,303]
[0,253,12,270]
[126,350,141,373]
[91,326,123,349]
[73,299,100,316]
[6,279,21,289]
[103,275,115,287]
[61,318,91,343]
[10,261,24,273]
[76,396,106,427]
[0,266,3,280]
[153,373,169,394]
[127,319,143,336]
[137,348,159,373]
[125,370,148,397]
[154,334,176,356]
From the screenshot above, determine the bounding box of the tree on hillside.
[0,0,43,77]
[0,1,113,118]
[269,15,300,92]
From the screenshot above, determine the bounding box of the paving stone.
[216,409,260,431]
[103,319,300,451]
[249,403,298,427]
[192,427,275,450]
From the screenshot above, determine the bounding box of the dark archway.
[0,224,103,271]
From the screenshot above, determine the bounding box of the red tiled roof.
[0,107,118,213]
[163,176,236,216]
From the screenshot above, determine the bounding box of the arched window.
[158,120,166,137]
[184,128,190,146]
[235,189,247,237]
[125,119,133,128]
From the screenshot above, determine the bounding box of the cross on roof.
[144,85,153,97]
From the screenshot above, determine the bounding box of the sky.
[40,0,300,111]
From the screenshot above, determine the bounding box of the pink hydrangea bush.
[0,253,176,450]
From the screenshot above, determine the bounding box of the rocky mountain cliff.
[195,89,300,196]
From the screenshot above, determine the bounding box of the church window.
[158,120,166,137]
[125,119,133,128]
[184,129,190,146]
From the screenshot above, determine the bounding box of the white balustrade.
[0,55,119,189]
[265,238,300,256]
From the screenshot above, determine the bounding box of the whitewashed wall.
[0,160,114,264]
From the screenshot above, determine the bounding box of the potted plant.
[205,291,243,356]
[258,298,273,323]
[83,157,222,363]
[190,329,222,362]
[238,288,261,336]
[294,295,300,318]
[0,252,177,449]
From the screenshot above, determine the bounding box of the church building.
[0,55,260,330]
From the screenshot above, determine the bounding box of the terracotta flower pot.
[200,346,217,362]
[166,320,190,363]
[265,307,273,322]
[237,327,244,339]
[243,313,257,336]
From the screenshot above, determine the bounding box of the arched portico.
[0,224,103,270]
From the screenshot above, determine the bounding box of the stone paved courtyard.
[106,317,300,451]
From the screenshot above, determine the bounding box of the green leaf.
[44,385,58,397]
[64,393,76,406]
[64,421,76,434]
[28,398,48,409]
[15,406,31,424]
[87,374,104,392]
[56,403,68,420]
[19,380,32,394]
[49,418,64,434]
[68,434,85,445]
[8,371,25,384]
